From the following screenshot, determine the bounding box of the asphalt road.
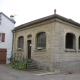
[0,64,80,80]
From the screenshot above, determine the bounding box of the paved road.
[0,64,80,80]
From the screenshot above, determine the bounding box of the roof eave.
[13,14,80,31]
[0,12,16,24]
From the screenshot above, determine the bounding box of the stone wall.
[13,20,56,71]
[52,20,80,72]
[13,18,80,72]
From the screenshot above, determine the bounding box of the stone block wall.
[13,18,80,72]
[52,20,80,72]
[13,20,56,71]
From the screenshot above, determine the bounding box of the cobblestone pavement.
[0,64,80,80]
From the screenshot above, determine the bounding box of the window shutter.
[2,33,5,42]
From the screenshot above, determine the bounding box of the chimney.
[54,9,56,14]
[10,15,14,20]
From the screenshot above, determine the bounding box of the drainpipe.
[11,30,15,56]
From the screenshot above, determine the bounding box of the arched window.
[37,32,46,48]
[79,36,80,49]
[66,33,75,49]
[18,36,24,49]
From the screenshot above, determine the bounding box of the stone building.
[12,10,80,72]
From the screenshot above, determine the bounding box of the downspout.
[11,30,14,56]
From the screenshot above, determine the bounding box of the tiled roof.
[13,14,80,31]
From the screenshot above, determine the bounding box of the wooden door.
[27,40,31,60]
[0,49,6,64]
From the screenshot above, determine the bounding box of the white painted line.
[35,72,55,76]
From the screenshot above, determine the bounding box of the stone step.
[27,64,37,68]
[28,64,36,67]
[28,66,37,69]
[27,69,39,71]
[27,60,37,70]
[28,62,35,65]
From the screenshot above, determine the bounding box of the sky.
[0,0,80,27]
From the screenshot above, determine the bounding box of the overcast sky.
[0,0,80,27]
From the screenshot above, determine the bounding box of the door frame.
[27,40,32,60]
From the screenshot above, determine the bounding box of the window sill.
[17,48,24,51]
[65,49,77,52]
[34,49,46,52]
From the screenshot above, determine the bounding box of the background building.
[0,12,16,64]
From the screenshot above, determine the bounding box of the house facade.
[0,12,15,64]
[13,11,80,72]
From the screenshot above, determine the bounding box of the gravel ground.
[0,64,80,80]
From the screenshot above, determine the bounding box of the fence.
[10,53,27,63]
